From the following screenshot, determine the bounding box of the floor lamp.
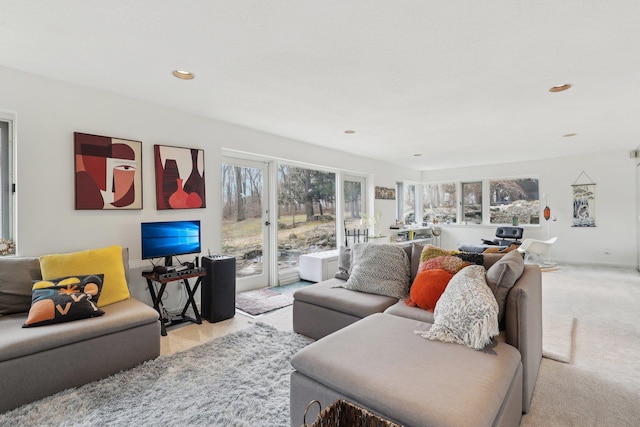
[432,226,442,247]
[543,195,556,267]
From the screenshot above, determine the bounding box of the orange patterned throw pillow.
[406,269,453,312]
[419,255,470,275]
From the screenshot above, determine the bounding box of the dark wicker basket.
[305,399,401,427]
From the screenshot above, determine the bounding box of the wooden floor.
[161,303,294,356]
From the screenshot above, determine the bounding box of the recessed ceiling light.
[563,133,578,137]
[344,130,355,134]
[172,70,195,80]
[549,83,572,92]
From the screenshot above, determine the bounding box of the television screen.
[141,220,201,261]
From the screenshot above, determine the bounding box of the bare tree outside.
[222,164,265,277]
[423,182,457,223]
[277,165,336,268]
[221,163,337,278]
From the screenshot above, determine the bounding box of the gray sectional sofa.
[0,248,160,413]
[291,244,542,427]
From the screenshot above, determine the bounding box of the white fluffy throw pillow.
[343,243,410,299]
[415,265,499,350]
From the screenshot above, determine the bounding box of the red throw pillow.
[408,269,453,312]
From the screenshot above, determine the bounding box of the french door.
[221,157,271,292]
[637,160,640,271]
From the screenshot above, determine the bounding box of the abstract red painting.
[154,145,206,210]
[74,132,142,210]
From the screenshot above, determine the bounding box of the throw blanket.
[416,265,499,350]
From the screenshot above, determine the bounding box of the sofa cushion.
[410,242,423,282]
[407,269,452,311]
[23,275,105,328]
[39,245,130,307]
[343,243,410,299]
[0,257,41,316]
[334,246,351,280]
[384,300,435,323]
[486,250,525,323]
[416,265,499,350]
[291,313,522,427]
[294,278,398,319]
[0,297,158,363]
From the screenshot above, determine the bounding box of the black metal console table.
[142,268,206,336]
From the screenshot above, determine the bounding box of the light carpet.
[0,323,312,427]
[521,264,640,427]
[236,288,293,316]
[542,313,575,363]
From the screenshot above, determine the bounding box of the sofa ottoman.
[291,313,523,427]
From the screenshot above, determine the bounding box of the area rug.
[0,323,312,427]
[542,313,576,363]
[236,288,293,316]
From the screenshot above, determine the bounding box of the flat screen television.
[141,220,201,265]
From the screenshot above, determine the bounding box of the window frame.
[422,181,458,224]
[405,175,541,227]
[461,181,483,225]
[396,181,420,224]
[0,114,15,242]
[489,177,540,225]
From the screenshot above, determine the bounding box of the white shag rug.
[0,323,312,427]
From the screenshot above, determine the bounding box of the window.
[490,178,539,224]
[277,164,336,262]
[0,119,13,241]
[419,177,540,226]
[343,175,365,230]
[396,182,416,224]
[462,182,482,224]
[423,182,457,224]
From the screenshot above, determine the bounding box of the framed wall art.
[154,145,206,210]
[74,132,142,210]
[375,186,396,200]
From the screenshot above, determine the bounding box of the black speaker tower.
[201,255,236,322]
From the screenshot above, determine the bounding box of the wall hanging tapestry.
[375,186,396,200]
[74,132,142,210]
[154,145,205,209]
[571,171,596,227]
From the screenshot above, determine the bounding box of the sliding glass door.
[221,157,270,292]
[277,164,336,282]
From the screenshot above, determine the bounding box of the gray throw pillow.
[416,265,499,350]
[486,250,525,323]
[0,257,42,316]
[334,246,351,280]
[343,243,410,299]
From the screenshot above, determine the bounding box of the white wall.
[422,151,637,267]
[1,63,635,311]
[0,66,419,305]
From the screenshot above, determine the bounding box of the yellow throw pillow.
[39,245,130,307]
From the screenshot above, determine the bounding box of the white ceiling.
[2,1,640,170]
